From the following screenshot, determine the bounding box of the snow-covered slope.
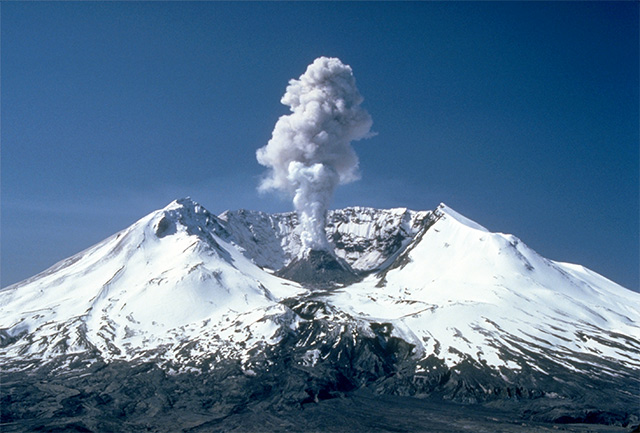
[329,204,640,374]
[1,198,638,415]
[0,199,304,366]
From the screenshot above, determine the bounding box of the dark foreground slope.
[2,357,637,433]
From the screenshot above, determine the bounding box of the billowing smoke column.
[257,57,373,253]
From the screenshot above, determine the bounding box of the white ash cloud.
[256,57,373,252]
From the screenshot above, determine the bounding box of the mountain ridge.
[2,198,637,369]
[1,198,638,431]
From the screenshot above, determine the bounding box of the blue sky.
[2,2,638,290]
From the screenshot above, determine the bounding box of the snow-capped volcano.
[1,198,638,429]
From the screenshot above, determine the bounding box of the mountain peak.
[162,196,203,213]
[150,197,221,239]
[436,203,488,232]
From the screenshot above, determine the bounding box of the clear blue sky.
[2,2,638,290]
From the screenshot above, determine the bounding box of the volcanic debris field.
[1,332,638,433]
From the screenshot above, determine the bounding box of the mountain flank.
[1,198,638,432]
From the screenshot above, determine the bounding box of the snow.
[0,198,305,363]
[1,198,638,378]
[324,202,640,371]
[437,203,489,232]
[218,205,430,273]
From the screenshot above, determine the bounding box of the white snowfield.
[1,198,638,376]
[330,204,640,373]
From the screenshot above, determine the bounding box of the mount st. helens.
[1,198,638,432]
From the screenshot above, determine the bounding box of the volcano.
[1,198,638,432]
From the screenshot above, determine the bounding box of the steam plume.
[257,57,373,253]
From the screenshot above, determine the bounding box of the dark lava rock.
[276,249,361,288]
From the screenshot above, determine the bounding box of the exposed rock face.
[217,206,431,273]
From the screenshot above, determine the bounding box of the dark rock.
[276,249,361,288]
